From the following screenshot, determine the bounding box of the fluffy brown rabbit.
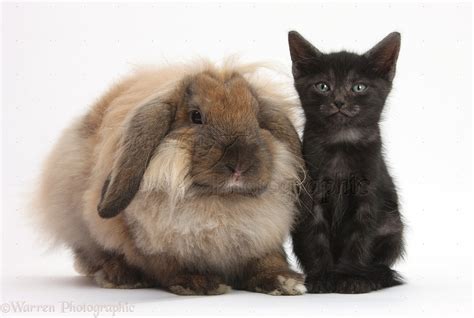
[34,59,306,296]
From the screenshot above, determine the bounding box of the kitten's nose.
[334,100,345,108]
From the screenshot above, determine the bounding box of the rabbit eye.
[190,110,203,124]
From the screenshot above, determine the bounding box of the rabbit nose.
[220,138,258,176]
[225,163,246,180]
[225,162,254,179]
[225,163,240,174]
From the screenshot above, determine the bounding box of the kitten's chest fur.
[304,130,380,184]
[303,129,382,222]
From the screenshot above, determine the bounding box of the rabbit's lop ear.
[97,99,175,218]
[258,101,301,158]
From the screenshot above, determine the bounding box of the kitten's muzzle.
[325,104,358,118]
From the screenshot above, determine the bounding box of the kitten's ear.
[288,31,321,63]
[364,32,401,81]
[288,31,322,78]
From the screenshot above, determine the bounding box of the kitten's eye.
[352,83,367,93]
[315,82,330,92]
[190,110,203,124]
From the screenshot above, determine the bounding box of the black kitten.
[289,31,405,294]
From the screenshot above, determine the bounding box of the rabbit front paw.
[167,274,231,296]
[93,257,151,289]
[252,271,306,296]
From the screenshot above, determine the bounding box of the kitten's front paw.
[253,271,306,296]
[332,274,378,294]
[305,274,334,294]
[331,265,403,293]
[167,274,231,296]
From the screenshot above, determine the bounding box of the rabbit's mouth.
[191,182,268,197]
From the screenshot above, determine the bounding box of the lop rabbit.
[35,60,306,295]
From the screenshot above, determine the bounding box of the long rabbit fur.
[34,59,307,295]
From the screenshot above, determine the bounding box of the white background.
[1,1,472,317]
